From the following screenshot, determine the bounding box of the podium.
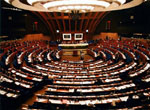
[58,43,88,49]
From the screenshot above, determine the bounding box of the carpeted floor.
[61,55,94,61]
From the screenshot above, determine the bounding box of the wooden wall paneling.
[54,13,62,32]
[61,13,66,32]
[31,11,51,35]
[92,12,110,33]
[68,13,71,32]
[83,12,92,32]
[75,20,77,32]
[80,13,85,31]
[90,12,106,34]
[88,12,99,33]
[39,12,56,37]
[46,13,57,34]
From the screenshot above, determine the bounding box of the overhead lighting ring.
[4,0,145,13]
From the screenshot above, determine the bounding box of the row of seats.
[25,40,150,109]
[0,39,150,110]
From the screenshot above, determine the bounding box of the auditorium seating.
[0,39,150,110]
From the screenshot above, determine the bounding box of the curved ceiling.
[5,0,144,12]
[1,0,150,40]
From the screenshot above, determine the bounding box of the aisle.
[20,86,47,110]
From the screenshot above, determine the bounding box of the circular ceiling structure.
[4,0,145,13]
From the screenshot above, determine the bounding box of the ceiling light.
[4,0,145,13]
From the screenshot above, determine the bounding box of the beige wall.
[92,32,119,40]
[23,33,51,41]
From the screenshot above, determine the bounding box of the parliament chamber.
[1,0,150,110]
